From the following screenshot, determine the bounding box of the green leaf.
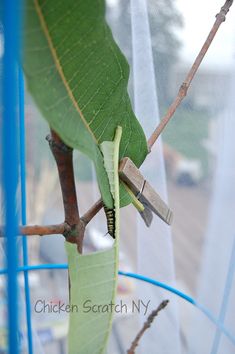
[66,245,117,354]
[66,127,122,354]
[23,0,148,208]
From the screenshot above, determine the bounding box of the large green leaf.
[66,127,122,354]
[23,0,148,208]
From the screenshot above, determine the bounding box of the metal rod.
[19,68,33,354]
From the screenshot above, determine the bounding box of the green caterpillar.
[100,126,122,241]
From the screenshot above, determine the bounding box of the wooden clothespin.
[119,157,173,227]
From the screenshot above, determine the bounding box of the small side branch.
[20,223,69,236]
[127,300,169,354]
[0,224,69,238]
[148,0,233,150]
[82,198,103,225]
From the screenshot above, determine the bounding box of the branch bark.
[0,223,69,237]
[127,300,169,354]
[47,129,85,253]
[148,0,233,150]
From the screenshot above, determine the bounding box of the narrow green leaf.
[23,0,148,207]
[66,245,117,354]
[66,127,122,354]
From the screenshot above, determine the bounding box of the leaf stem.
[123,183,145,212]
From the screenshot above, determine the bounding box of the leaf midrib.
[34,0,98,144]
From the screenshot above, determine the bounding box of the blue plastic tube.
[2,0,20,352]
[0,263,234,346]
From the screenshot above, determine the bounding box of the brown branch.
[0,203,103,238]
[148,0,233,150]
[21,223,69,236]
[47,130,85,253]
[127,300,169,354]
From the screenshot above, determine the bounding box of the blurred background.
[1,0,235,353]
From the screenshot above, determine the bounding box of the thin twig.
[148,0,233,150]
[127,300,169,354]
[81,198,103,225]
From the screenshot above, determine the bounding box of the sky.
[176,0,235,69]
